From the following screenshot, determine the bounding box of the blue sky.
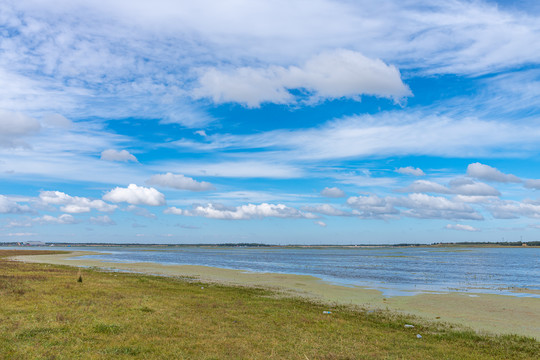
[1,0,540,244]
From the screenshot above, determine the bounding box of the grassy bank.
[0,250,538,359]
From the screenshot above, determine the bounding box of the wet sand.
[13,251,540,339]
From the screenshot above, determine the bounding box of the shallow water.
[7,246,540,297]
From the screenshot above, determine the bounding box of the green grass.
[0,250,538,359]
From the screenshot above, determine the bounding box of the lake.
[51,246,540,297]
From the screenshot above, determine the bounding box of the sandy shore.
[13,251,540,339]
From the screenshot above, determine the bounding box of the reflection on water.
[59,246,540,297]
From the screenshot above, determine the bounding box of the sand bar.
[13,251,540,339]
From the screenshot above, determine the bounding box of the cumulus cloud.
[399,178,500,197]
[315,221,327,227]
[347,194,399,219]
[467,163,521,183]
[396,167,425,176]
[40,191,117,213]
[100,149,138,162]
[453,195,499,204]
[0,110,41,148]
[90,215,116,226]
[320,187,346,198]
[445,224,480,232]
[36,214,77,224]
[447,178,500,196]
[396,193,484,220]
[524,179,540,190]
[165,202,316,220]
[103,184,166,206]
[399,180,450,194]
[486,200,540,219]
[193,50,411,107]
[0,195,33,214]
[146,173,214,191]
[346,193,483,220]
[302,204,350,217]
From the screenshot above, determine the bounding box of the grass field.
[0,250,538,359]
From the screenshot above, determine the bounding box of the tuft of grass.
[93,323,122,334]
[0,249,538,359]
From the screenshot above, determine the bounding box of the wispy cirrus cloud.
[171,113,540,161]
[1,0,539,122]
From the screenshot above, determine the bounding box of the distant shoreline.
[2,242,539,248]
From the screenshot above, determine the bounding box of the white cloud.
[193,49,411,107]
[165,202,316,220]
[36,214,77,224]
[39,190,117,213]
[178,113,540,161]
[0,110,41,148]
[90,215,116,226]
[346,194,399,219]
[453,195,499,204]
[320,187,346,198]
[397,193,484,220]
[1,0,539,127]
[524,179,540,190]
[399,178,500,197]
[396,166,425,176]
[207,190,302,203]
[6,232,37,237]
[315,221,327,227]
[445,224,480,232]
[103,184,166,206]
[302,204,350,217]
[467,163,521,183]
[4,219,33,228]
[42,113,73,129]
[486,200,540,219]
[399,180,450,194]
[448,178,500,196]
[0,195,32,214]
[346,193,483,220]
[157,160,302,179]
[146,173,214,191]
[100,149,138,162]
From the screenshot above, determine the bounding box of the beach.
[14,250,540,340]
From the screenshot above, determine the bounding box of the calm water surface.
[60,246,540,297]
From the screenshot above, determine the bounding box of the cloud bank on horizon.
[1,0,540,244]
